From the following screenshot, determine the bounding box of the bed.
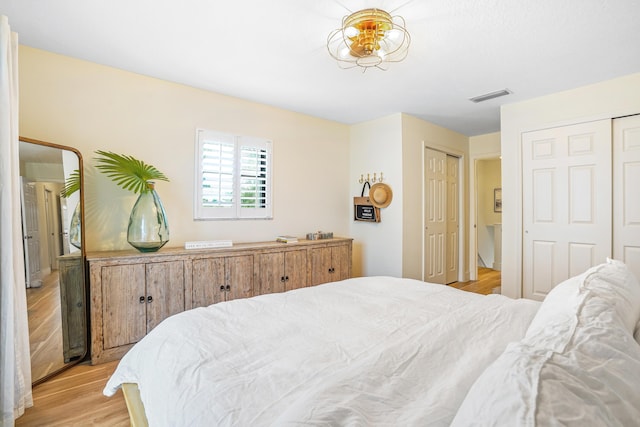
[104,260,640,426]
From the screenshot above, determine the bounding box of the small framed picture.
[494,188,502,212]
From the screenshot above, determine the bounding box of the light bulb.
[386,29,401,41]
[344,26,358,38]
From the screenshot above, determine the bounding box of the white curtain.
[0,15,33,427]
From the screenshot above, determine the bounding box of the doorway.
[468,154,503,285]
[44,188,63,271]
[476,158,502,272]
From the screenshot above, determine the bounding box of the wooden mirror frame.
[19,136,87,386]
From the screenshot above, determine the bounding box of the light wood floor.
[16,360,129,427]
[449,267,501,295]
[16,268,500,426]
[26,271,66,383]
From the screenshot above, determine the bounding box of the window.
[195,129,272,219]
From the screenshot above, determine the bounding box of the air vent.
[469,89,512,103]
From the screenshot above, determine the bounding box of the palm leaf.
[94,150,169,194]
[60,169,81,198]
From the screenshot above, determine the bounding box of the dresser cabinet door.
[192,257,226,308]
[311,243,350,286]
[226,255,254,301]
[311,247,332,286]
[330,244,350,282]
[146,261,185,331]
[256,252,285,294]
[101,264,146,350]
[256,250,307,293]
[284,249,308,291]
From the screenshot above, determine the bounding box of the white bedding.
[451,259,640,426]
[104,276,540,426]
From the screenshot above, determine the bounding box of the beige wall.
[401,114,470,281]
[469,132,500,157]
[19,46,351,253]
[19,46,474,279]
[348,113,469,279]
[501,72,640,298]
[349,114,404,277]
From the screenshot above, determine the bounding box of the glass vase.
[127,182,170,252]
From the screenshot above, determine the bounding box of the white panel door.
[613,114,640,281]
[446,155,459,284]
[21,180,43,288]
[425,147,446,284]
[522,120,611,300]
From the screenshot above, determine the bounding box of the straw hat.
[369,183,393,208]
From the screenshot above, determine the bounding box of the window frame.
[194,129,273,220]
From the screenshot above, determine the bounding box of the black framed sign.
[354,196,380,222]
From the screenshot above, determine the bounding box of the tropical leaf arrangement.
[60,169,81,198]
[94,150,169,194]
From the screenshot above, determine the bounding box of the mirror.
[18,136,86,385]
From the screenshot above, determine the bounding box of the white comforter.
[104,276,540,426]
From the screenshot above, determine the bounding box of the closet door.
[425,148,446,284]
[522,120,611,300]
[613,115,640,281]
[445,155,459,284]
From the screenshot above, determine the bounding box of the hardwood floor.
[16,360,129,427]
[16,268,500,426]
[449,267,501,295]
[26,271,66,383]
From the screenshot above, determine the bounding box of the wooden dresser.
[87,237,352,364]
[58,253,87,362]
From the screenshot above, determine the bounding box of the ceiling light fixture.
[327,8,410,72]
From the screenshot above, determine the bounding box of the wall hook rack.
[358,172,384,184]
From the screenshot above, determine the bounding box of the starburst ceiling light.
[327,8,410,71]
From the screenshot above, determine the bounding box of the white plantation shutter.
[196,130,272,219]
[202,138,234,207]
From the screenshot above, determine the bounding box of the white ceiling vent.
[469,89,512,103]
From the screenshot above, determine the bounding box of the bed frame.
[121,383,148,427]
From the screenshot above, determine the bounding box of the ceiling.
[19,139,63,164]
[4,0,640,136]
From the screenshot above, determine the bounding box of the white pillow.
[522,270,587,352]
[635,319,640,345]
[452,260,640,426]
[452,331,640,426]
[524,259,640,352]
[579,258,640,333]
